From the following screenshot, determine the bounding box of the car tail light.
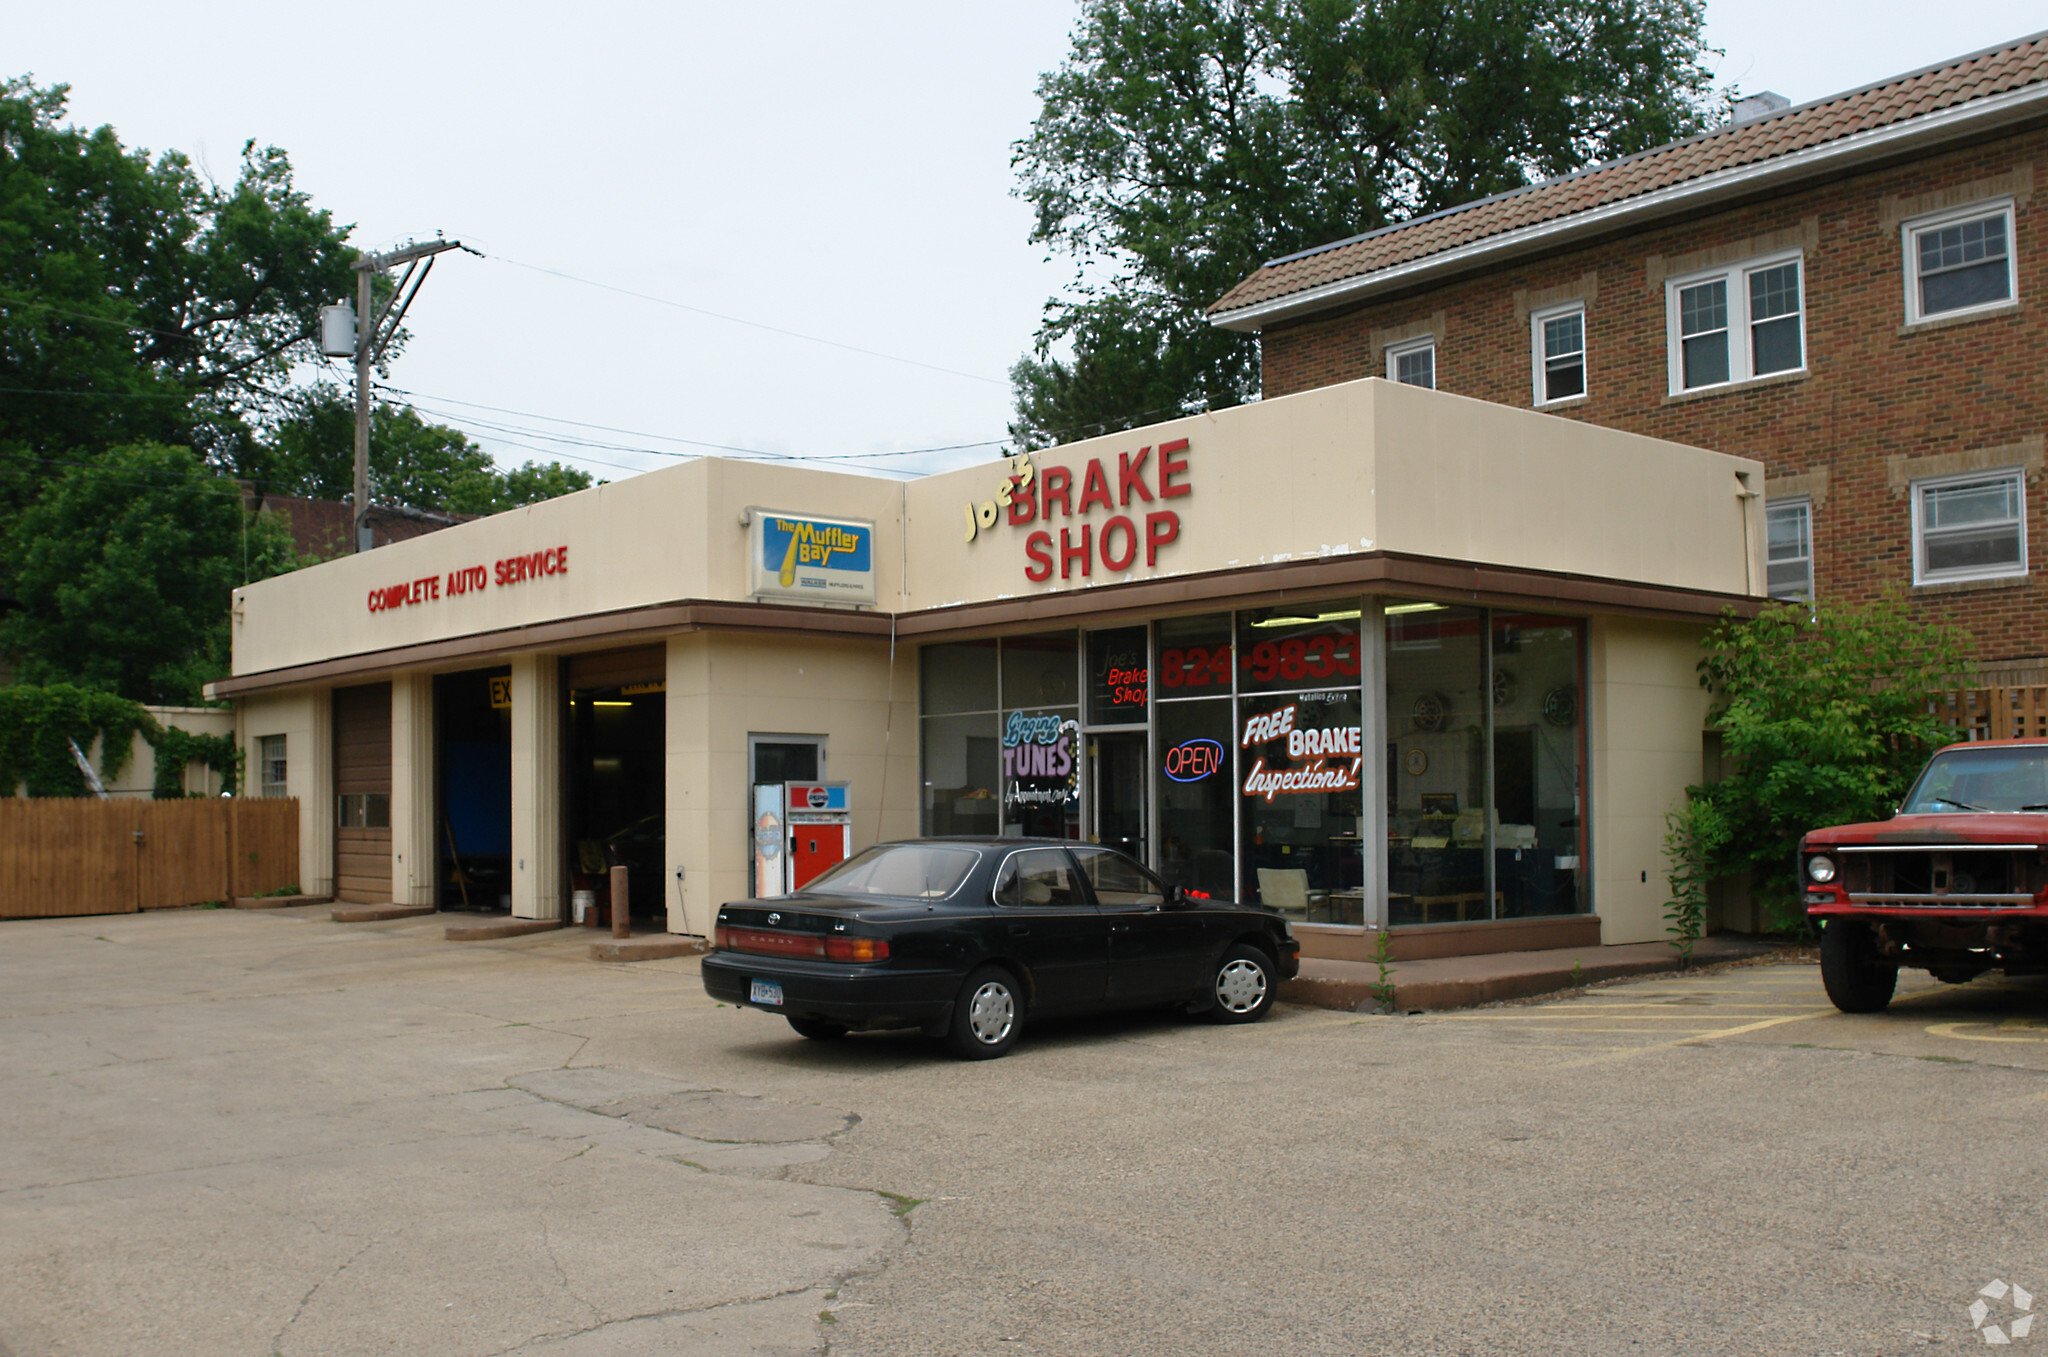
[716,925,887,963]
[824,936,889,963]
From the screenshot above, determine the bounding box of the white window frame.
[1663,248,1806,396]
[1764,496,1813,602]
[258,734,288,798]
[1529,302,1586,407]
[1384,336,1436,390]
[1911,466,2027,586]
[1901,198,2017,325]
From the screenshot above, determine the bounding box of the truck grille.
[1837,846,2044,908]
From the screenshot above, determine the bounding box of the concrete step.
[444,916,564,942]
[589,935,711,962]
[235,894,330,910]
[330,904,434,923]
[1279,936,1791,1013]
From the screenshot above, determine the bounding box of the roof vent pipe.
[1730,91,1792,126]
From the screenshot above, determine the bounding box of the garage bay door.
[334,683,393,904]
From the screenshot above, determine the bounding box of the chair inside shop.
[1257,867,1322,919]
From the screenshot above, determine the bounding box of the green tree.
[1675,600,1972,928]
[0,443,304,704]
[1010,0,1719,445]
[252,385,595,515]
[0,78,357,471]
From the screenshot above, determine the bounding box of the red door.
[789,823,848,891]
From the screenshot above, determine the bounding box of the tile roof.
[1209,32,2048,323]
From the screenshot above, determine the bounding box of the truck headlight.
[1806,854,1837,884]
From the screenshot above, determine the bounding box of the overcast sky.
[12,2,2047,485]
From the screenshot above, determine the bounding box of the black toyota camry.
[701,838,1300,1059]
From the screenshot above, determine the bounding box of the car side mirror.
[1169,885,1196,909]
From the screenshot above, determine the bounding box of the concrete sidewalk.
[1280,934,1790,1012]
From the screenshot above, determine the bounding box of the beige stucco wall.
[230,378,1760,684]
[901,378,1763,612]
[230,459,905,678]
[665,632,918,934]
[234,690,332,896]
[1586,616,1714,945]
[79,706,239,800]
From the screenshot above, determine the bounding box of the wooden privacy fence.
[1930,687,2048,742]
[0,797,298,919]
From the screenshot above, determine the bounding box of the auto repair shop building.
[213,376,1763,962]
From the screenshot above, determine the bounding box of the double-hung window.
[1385,337,1435,389]
[1665,251,1805,394]
[1912,468,2026,585]
[1904,201,2015,323]
[259,734,288,798]
[1530,303,1585,405]
[1764,498,1812,601]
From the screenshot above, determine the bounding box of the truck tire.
[1820,920,1897,1013]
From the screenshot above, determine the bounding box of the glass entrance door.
[1090,731,1148,862]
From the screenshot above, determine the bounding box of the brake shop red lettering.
[1005,443,1188,583]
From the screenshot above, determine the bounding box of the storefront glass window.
[1385,602,1489,924]
[1002,632,1078,710]
[921,712,1000,837]
[1002,707,1080,837]
[921,640,998,715]
[1490,613,1586,916]
[1086,626,1149,725]
[1156,696,1234,899]
[1236,602,1365,923]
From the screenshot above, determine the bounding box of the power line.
[479,253,1007,387]
[379,382,1012,465]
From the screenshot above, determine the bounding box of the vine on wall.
[150,727,242,798]
[0,685,240,798]
[0,685,152,797]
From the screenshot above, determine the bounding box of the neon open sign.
[1164,739,1224,782]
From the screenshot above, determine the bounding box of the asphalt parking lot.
[3,907,2045,1357]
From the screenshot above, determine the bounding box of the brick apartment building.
[1210,32,2048,679]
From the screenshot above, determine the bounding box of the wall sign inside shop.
[1239,696,1363,801]
[959,440,1191,583]
[366,545,569,614]
[1088,628,1150,722]
[1001,711,1078,809]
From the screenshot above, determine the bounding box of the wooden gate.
[0,798,300,919]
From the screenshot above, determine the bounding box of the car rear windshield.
[800,844,979,899]
[1901,746,2048,814]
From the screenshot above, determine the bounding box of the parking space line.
[1542,1007,1838,1069]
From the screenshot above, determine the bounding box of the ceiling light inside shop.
[1250,608,1364,628]
[591,700,634,708]
[1383,602,1447,616]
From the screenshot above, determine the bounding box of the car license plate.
[749,979,783,1007]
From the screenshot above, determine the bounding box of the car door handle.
[1108,922,1130,933]
[1008,922,1030,937]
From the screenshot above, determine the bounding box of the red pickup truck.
[1802,739,2048,1013]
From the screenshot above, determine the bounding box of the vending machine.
[751,781,852,897]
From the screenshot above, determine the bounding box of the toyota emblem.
[766,912,781,926]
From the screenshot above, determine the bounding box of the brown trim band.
[893,551,1762,638]
[210,599,894,697]
[213,552,1760,698]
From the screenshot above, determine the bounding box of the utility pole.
[340,238,463,553]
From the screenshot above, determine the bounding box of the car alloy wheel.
[947,965,1022,1059]
[1206,945,1276,1024]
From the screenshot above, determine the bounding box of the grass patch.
[876,1191,926,1217]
